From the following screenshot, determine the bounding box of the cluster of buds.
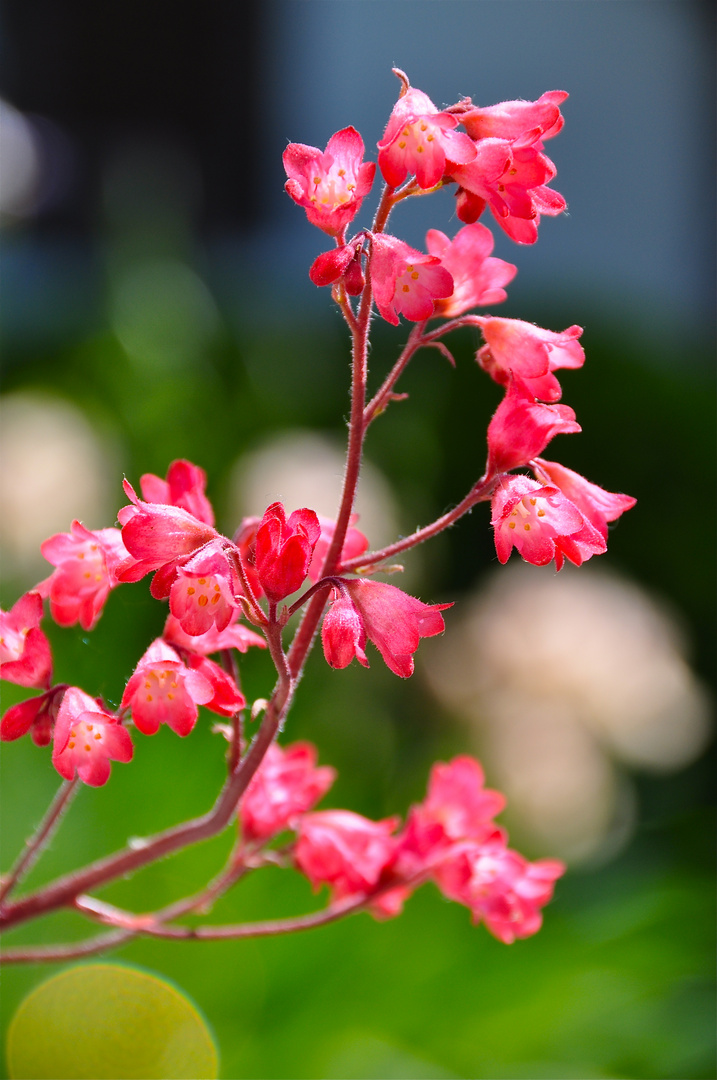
[1,72,634,962]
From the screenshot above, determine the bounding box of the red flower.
[253,502,320,603]
[378,85,475,190]
[138,459,215,527]
[163,612,266,656]
[240,741,336,843]
[168,545,239,637]
[425,224,517,317]
[461,91,568,144]
[309,242,366,296]
[486,379,581,476]
[307,515,369,582]
[185,654,245,718]
[295,809,399,901]
[370,234,454,326]
[39,522,128,631]
[284,127,376,237]
[121,638,214,737]
[52,686,133,787]
[533,459,636,539]
[1,687,62,746]
[322,579,452,678]
[0,591,52,689]
[476,317,584,403]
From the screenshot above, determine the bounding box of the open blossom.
[486,379,581,476]
[1,686,63,746]
[121,638,215,736]
[240,741,336,842]
[370,233,454,326]
[38,522,128,631]
[284,127,376,236]
[254,502,321,603]
[533,459,636,539]
[185,654,245,717]
[169,545,239,637]
[425,224,517,316]
[138,459,215,527]
[491,474,606,570]
[377,84,475,190]
[476,317,584,403]
[52,686,133,787]
[460,91,568,144]
[0,592,52,689]
[295,809,399,901]
[322,579,451,679]
[163,612,266,656]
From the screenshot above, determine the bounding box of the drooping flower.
[377,85,476,190]
[295,809,399,901]
[283,127,376,236]
[322,579,452,678]
[425,224,517,316]
[121,638,214,737]
[38,522,128,631]
[486,379,581,476]
[309,242,366,296]
[1,686,63,746]
[0,592,52,689]
[168,545,239,637]
[52,686,133,787]
[532,459,637,539]
[138,459,215,527]
[370,233,454,326]
[253,502,321,603]
[185,654,245,717]
[460,91,568,144]
[163,612,266,656]
[240,741,336,843]
[491,474,606,570]
[476,317,584,403]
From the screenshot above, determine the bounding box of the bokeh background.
[1,2,715,1078]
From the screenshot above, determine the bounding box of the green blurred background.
[1,3,714,1078]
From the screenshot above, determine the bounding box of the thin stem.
[1,929,134,964]
[0,779,79,905]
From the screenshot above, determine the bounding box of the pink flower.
[322,579,452,678]
[163,612,266,656]
[533,459,636,539]
[39,522,128,631]
[309,242,366,296]
[116,479,218,589]
[476,317,584,403]
[185,654,245,717]
[425,224,517,316]
[254,502,321,603]
[461,91,568,144]
[486,379,581,476]
[138,459,215,527]
[240,741,336,842]
[283,127,376,236]
[52,686,133,787]
[0,592,52,689]
[491,474,606,570]
[1,687,62,746]
[169,545,239,637]
[370,234,454,326]
[307,515,369,582]
[378,85,475,190]
[295,809,399,901]
[121,638,214,736]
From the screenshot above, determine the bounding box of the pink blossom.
[491,474,606,570]
[295,809,399,900]
[307,515,369,582]
[1,687,62,746]
[370,234,454,326]
[486,379,581,476]
[169,545,239,637]
[254,502,321,603]
[139,459,215,527]
[52,686,133,787]
[476,317,584,403]
[163,612,266,656]
[533,459,637,539]
[461,91,568,144]
[283,127,376,236]
[185,654,245,717]
[425,224,517,316]
[309,242,365,296]
[240,741,336,842]
[39,522,128,631]
[0,592,52,689]
[322,579,451,678]
[121,638,213,737]
[378,86,475,190]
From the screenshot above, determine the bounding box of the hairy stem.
[0,779,79,905]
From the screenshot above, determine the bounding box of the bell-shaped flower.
[486,379,581,476]
[138,459,215,527]
[370,234,454,326]
[121,638,214,736]
[284,127,376,237]
[1,686,63,746]
[308,515,369,582]
[295,809,399,901]
[491,474,606,570]
[163,612,266,656]
[39,522,128,631]
[0,592,52,689]
[254,502,321,603]
[52,686,133,787]
[476,317,584,403]
[169,544,239,637]
[533,459,636,540]
[425,224,517,316]
[378,85,476,190]
[461,90,568,144]
[310,242,366,296]
[322,579,452,678]
[185,654,245,717]
[240,741,336,843]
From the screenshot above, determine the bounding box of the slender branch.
[1,929,133,964]
[0,779,79,905]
